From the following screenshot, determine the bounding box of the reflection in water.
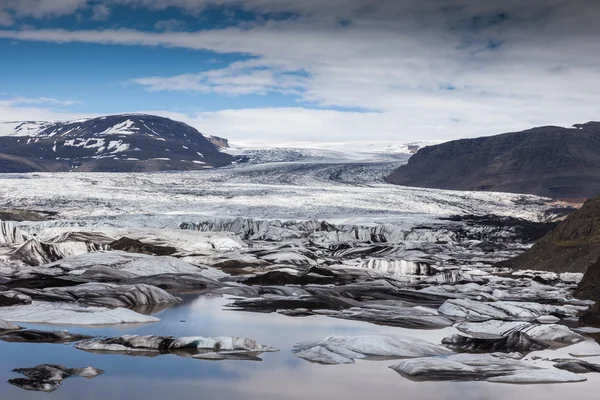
[0,295,599,400]
[130,302,177,316]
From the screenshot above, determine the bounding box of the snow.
[98,119,139,135]
[0,121,50,137]
[0,301,159,325]
[106,140,130,153]
[64,138,106,151]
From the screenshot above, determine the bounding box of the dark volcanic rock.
[578,303,600,327]
[386,121,600,198]
[575,256,600,306]
[110,237,177,256]
[498,196,600,273]
[0,114,233,172]
[441,332,548,354]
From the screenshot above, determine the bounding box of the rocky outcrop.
[498,196,600,273]
[386,121,600,198]
[206,135,230,149]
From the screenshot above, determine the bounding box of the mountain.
[497,195,600,274]
[0,114,233,172]
[386,122,600,199]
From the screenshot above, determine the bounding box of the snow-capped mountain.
[0,114,233,172]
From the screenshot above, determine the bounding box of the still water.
[1,295,598,400]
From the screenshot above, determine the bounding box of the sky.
[0,0,599,146]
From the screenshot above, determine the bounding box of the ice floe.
[438,298,577,321]
[0,301,159,325]
[75,334,278,357]
[455,320,585,346]
[292,335,452,365]
[390,353,586,384]
[9,364,104,392]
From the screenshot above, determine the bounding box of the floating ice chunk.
[455,320,585,346]
[0,301,159,325]
[438,299,577,321]
[390,353,586,384]
[0,318,21,331]
[15,283,182,308]
[75,334,278,355]
[293,335,452,365]
[9,364,104,392]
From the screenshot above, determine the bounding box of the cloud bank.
[1,0,599,143]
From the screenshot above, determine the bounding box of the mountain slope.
[386,122,600,199]
[0,114,233,172]
[497,195,600,274]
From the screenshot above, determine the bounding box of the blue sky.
[0,0,599,145]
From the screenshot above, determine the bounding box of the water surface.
[1,295,598,400]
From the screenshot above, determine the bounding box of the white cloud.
[0,10,13,26]
[0,97,81,107]
[1,0,600,143]
[133,60,307,96]
[154,18,186,31]
[90,4,110,20]
[0,0,90,20]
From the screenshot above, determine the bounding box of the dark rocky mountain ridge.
[0,114,233,172]
[497,195,600,274]
[386,122,600,199]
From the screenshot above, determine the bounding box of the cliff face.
[497,196,600,274]
[386,122,600,199]
[207,136,230,149]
